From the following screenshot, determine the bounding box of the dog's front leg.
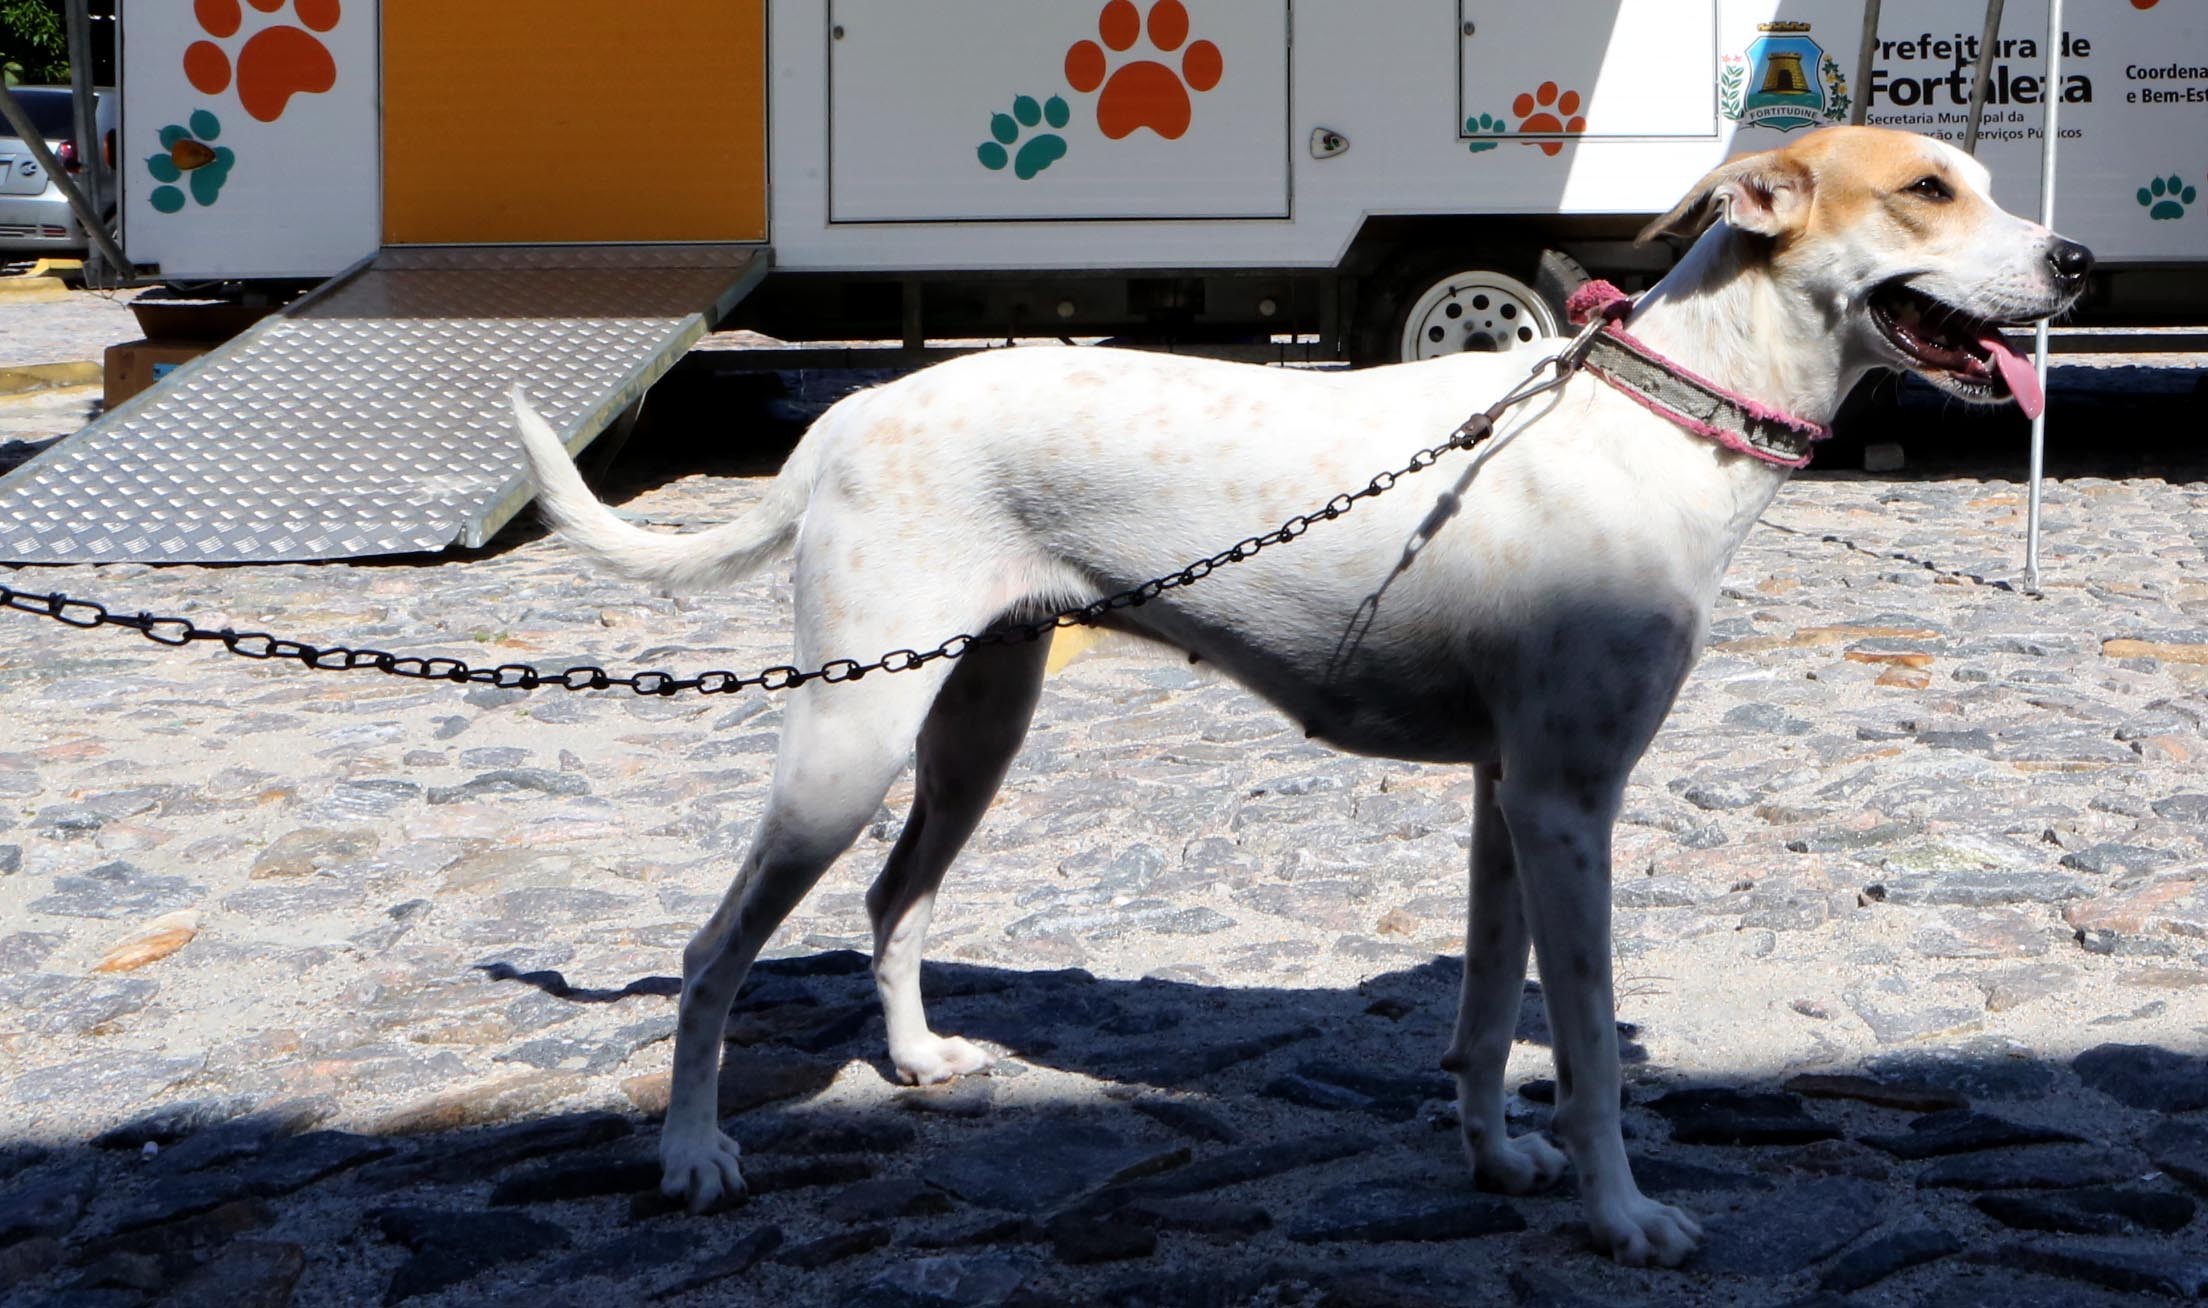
[1442,763,1568,1193]
[1499,777,1702,1267]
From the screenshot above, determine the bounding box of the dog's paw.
[660,1127,748,1214]
[1588,1193,1701,1268]
[1469,1130,1568,1194]
[892,1034,994,1085]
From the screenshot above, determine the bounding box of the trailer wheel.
[1356,249,1588,366]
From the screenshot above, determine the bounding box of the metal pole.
[1962,0,2005,153]
[2026,0,2065,594]
[0,84,130,276]
[64,0,102,215]
[1850,0,1883,125]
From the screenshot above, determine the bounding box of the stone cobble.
[0,293,2205,1305]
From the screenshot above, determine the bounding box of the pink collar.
[1564,281,1829,469]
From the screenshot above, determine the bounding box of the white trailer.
[114,0,2208,354]
[1,0,2201,563]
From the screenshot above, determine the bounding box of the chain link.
[1756,518,2031,595]
[0,344,1589,697]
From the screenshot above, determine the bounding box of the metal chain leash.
[0,337,1597,698]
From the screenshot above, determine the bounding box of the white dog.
[514,126,2088,1265]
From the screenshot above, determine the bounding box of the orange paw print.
[1065,0,1223,142]
[184,0,341,124]
[1513,82,1586,157]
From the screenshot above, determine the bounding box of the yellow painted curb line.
[23,257,84,278]
[0,360,102,397]
[0,275,71,304]
[1044,626,1107,676]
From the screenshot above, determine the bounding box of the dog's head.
[1641,125,2090,417]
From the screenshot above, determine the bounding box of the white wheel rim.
[1397,270,1559,362]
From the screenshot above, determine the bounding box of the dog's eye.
[1907,175,1953,202]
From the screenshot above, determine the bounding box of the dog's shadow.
[20,949,2197,1306]
[483,949,1643,1116]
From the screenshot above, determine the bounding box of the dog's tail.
[510,387,815,592]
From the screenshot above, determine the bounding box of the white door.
[828,0,1290,222]
[1458,0,1719,146]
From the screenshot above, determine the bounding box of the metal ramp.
[0,244,767,564]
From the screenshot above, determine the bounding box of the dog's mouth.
[1868,280,2043,418]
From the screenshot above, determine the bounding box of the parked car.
[1,85,115,257]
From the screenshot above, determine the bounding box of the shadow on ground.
[4,951,2204,1308]
[1804,363,2208,484]
[591,356,2208,509]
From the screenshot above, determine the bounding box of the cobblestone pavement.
[1,291,2206,1306]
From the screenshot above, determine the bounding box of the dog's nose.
[2047,238,2094,286]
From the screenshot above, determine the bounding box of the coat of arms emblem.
[1721,21,1851,132]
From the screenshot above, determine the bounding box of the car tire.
[1354,247,1589,366]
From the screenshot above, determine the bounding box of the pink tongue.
[1978,327,2043,419]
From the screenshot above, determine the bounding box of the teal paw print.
[2138,174,2197,221]
[978,94,1070,181]
[145,109,235,213]
[1465,112,1506,153]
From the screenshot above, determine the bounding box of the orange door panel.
[382,0,765,244]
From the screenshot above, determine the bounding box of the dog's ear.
[1637,151,1814,245]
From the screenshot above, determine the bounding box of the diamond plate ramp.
[0,244,767,564]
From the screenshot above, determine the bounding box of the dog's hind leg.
[659,671,947,1213]
[1499,769,1702,1267]
[1442,764,1568,1194]
[868,636,1050,1085]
